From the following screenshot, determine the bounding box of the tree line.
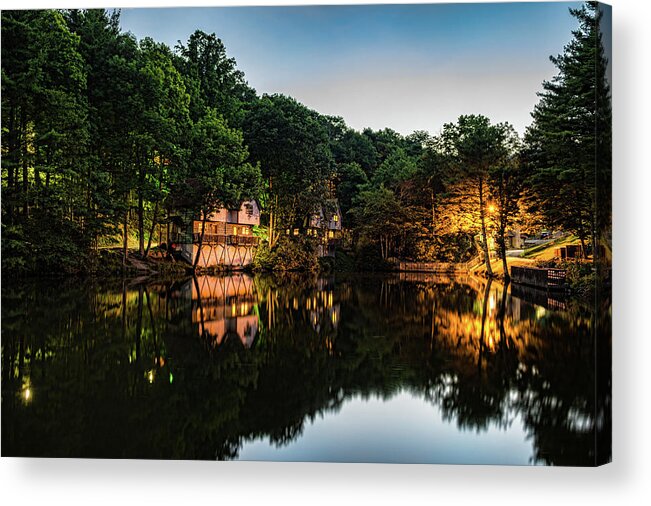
[1,2,610,276]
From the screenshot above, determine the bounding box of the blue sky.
[119,2,584,135]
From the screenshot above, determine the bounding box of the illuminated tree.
[436,115,518,276]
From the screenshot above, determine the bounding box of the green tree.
[65,9,142,264]
[334,162,368,218]
[523,1,611,259]
[437,115,517,277]
[178,109,261,269]
[175,30,255,127]
[371,147,419,189]
[132,38,190,257]
[488,155,522,280]
[242,94,334,249]
[2,10,89,274]
[349,185,406,260]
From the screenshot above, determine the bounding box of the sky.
[118,2,585,136]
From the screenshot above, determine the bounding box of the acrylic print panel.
[1,1,612,466]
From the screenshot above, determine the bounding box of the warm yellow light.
[233,226,238,236]
[488,204,497,214]
[293,228,299,236]
[328,230,334,238]
[23,388,31,402]
[147,370,154,384]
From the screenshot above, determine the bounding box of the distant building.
[169,200,261,267]
[290,201,342,257]
[505,227,524,249]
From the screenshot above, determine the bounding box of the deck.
[510,266,567,291]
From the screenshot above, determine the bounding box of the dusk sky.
[119,2,583,136]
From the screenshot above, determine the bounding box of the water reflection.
[191,275,259,349]
[1,273,611,465]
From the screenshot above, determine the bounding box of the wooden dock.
[397,261,469,274]
[511,266,567,291]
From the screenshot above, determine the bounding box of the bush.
[253,236,320,272]
[534,258,595,297]
[354,242,392,271]
[2,212,89,277]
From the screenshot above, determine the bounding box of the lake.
[1,273,611,465]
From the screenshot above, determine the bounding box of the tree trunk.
[579,233,588,260]
[137,188,145,257]
[193,212,208,270]
[7,105,16,225]
[123,208,129,267]
[144,200,159,258]
[268,177,276,249]
[430,188,436,233]
[478,178,494,277]
[501,235,509,281]
[21,108,29,217]
[499,212,509,281]
[144,160,165,258]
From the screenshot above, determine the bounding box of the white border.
[1,1,649,505]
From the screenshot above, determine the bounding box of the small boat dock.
[510,266,567,291]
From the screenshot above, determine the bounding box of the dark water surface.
[1,273,611,465]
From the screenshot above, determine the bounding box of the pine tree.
[524,1,611,259]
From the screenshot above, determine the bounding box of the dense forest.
[1,3,611,277]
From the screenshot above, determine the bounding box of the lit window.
[233,226,238,236]
[333,215,338,222]
[293,228,300,236]
[328,230,334,238]
[286,229,290,235]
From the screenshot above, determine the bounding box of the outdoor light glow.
[23,388,31,402]
[488,204,497,214]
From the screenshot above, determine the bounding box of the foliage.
[1,3,610,276]
[523,1,611,258]
[253,235,320,272]
[243,94,335,249]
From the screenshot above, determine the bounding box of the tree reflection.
[1,273,610,464]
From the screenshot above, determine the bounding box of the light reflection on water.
[1,273,610,465]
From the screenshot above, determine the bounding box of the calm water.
[1,273,611,465]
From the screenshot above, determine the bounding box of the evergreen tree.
[523,1,611,259]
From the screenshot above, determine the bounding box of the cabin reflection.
[187,275,259,349]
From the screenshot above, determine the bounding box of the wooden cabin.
[169,200,260,268]
[304,201,343,257]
